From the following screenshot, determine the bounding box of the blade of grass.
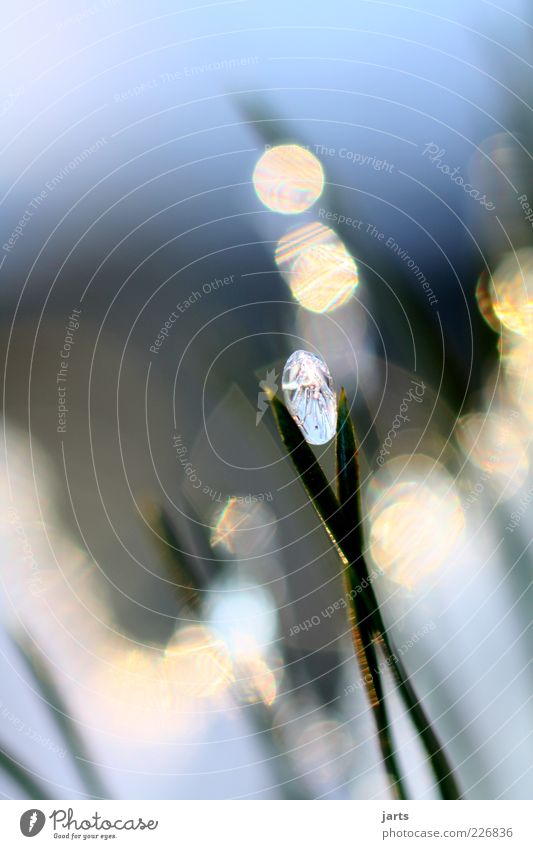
[270,393,406,797]
[269,394,341,529]
[357,627,408,800]
[335,389,379,592]
[270,394,376,624]
[12,635,109,799]
[336,389,407,799]
[377,636,463,801]
[335,389,462,800]
[0,742,51,799]
[271,390,461,799]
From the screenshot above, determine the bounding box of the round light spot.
[276,222,358,313]
[490,248,533,336]
[253,144,324,214]
[367,455,465,588]
[456,412,528,499]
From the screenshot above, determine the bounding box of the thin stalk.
[347,593,408,800]
[270,390,462,799]
[375,631,462,800]
[360,629,408,800]
[335,390,462,799]
[271,392,406,797]
[337,390,407,799]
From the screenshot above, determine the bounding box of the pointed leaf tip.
[264,383,276,401]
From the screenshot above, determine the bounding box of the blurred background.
[0,0,532,800]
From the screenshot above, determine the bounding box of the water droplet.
[282,350,336,444]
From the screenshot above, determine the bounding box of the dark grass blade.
[269,394,342,534]
[272,389,461,800]
[271,392,406,797]
[235,86,471,418]
[233,93,294,147]
[147,503,206,613]
[358,629,408,800]
[336,389,407,799]
[12,635,109,799]
[378,638,463,800]
[335,390,461,799]
[270,390,378,634]
[270,391,373,617]
[335,389,378,605]
[0,742,51,799]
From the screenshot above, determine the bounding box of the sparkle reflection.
[367,456,465,588]
[210,497,275,556]
[275,222,359,313]
[252,144,324,214]
[164,625,236,698]
[476,271,502,333]
[233,642,277,707]
[490,248,533,336]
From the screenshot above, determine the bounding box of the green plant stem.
[351,607,408,800]
[337,391,407,798]
[341,551,407,799]
[339,521,461,798]
[336,390,462,799]
[376,630,462,800]
[338,499,462,799]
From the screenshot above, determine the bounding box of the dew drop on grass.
[282,350,336,445]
